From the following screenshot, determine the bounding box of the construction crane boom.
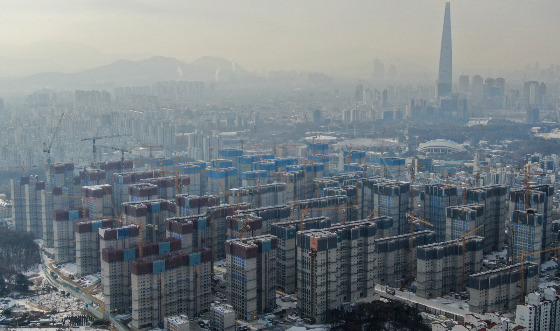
[513,246,560,303]
[43,113,65,184]
[81,134,129,164]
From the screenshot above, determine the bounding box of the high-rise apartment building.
[296,220,378,323]
[465,185,508,253]
[75,219,114,276]
[53,207,90,263]
[373,230,436,286]
[225,235,278,320]
[468,263,538,314]
[101,238,182,314]
[130,249,212,330]
[416,236,484,299]
[270,217,332,294]
[422,184,459,242]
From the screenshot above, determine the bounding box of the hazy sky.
[1,0,559,77]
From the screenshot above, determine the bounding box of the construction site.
[3,91,560,331]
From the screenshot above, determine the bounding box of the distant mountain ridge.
[0,56,254,95]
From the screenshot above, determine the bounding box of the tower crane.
[512,246,560,303]
[96,145,131,172]
[404,213,434,289]
[81,134,129,165]
[43,113,64,185]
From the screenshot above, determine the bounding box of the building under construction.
[416,236,484,299]
[296,220,377,324]
[130,249,212,330]
[82,184,113,217]
[445,204,485,241]
[226,213,263,240]
[175,194,220,217]
[225,235,278,320]
[422,184,459,242]
[468,262,539,314]
[99,224,141,252]
[52,207,90,263]
[373,230,436,286]
[101,238,182,314]
[229,183,287,209]
[235,205,291,234]
[509,209,544,265]
[270,217,332,294]
[75,219,114,276]
[509,185,554,259]
[465,185,508,253]
[121,199,176,243]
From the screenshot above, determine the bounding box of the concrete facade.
[225,235,277,320]
[416,236,484,298]
[468,263,539,314]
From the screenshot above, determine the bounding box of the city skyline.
[0,1,559,79]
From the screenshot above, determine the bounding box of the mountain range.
[0,56,256,95]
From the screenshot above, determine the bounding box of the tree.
[329,300,429,331]
[0,275,6,296]
[15,273,29,292]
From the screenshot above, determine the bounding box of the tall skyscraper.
[437,2,452,98]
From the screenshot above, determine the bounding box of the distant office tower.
[225,235,278,320]
[416,236,484,299]
[373,59,385,81]
[130,249,212,330]
[75,219,114,276]
[373,230,435,286]
[437,2,452,98]
[471,75,484,104]
[422,184,459,242]
[468,263,538,314]
[459,75,470,95]
[465,185,508,253]
[355,84,364,103]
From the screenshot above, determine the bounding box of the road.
[41,250,128,330]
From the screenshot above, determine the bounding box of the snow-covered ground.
[541,260,558,273]
[57,262,78,278]
[484,249,508,262]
